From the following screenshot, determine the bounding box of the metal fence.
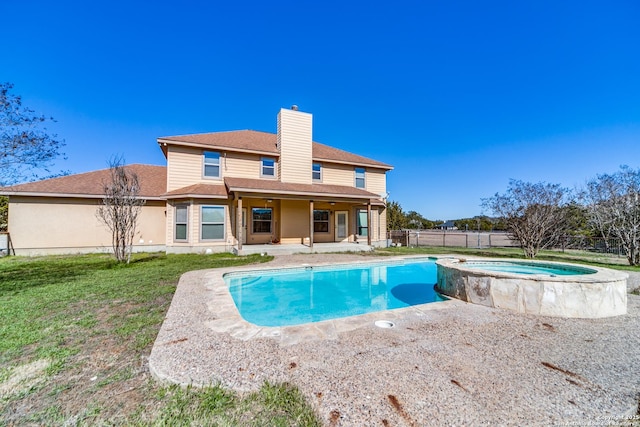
[387,230,519,249]
[560,235,626,255]
[387,230,628,255]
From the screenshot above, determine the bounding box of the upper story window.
[204,151,220,178]
[312,163,322,182]
[355,167,366,189]
[261,157,276,178]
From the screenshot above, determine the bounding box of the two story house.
[0,107,392,255]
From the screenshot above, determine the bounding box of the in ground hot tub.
[435,258,628,318]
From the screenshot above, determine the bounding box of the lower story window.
[313,210,329,233]
[252,208,272,233]
[201,206,225,240]
[175,205,188,241]
[357,209,368,237]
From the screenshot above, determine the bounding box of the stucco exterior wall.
[8,196,166,255]
[280,200,310,244]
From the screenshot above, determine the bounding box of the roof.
[163,183,228,199]
[0,165,167,199]
[224,177,383,202]
[158,130,393,170]
[438,220,457,228]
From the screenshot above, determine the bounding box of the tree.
[0,82,66,186]
[405,210,424,229]
[482,180,573,258]
[96,159,145,263]
[386,200,408,230]
[582,166,640,265]
[454,216,495,232]
[0,196,7,232]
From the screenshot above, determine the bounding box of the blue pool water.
[461,261,596,276]
[225,258,445,327]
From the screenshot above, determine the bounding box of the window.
[312,163,322,181]
[204,151,220,178]
[313,210,329,233]
[355,167,365,188]
[261,157,275,178]
[201,206,225,240]
[175,205,188,241]
[356,209,368,237]
[252,208,272,233]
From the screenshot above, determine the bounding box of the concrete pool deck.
[149,254,640,426]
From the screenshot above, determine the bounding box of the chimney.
[277,107,312,184]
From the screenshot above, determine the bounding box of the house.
[436,220,458,230]
[0,165,168,255]
[0,107,393,255]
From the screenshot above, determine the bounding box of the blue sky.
[2,0,639,220]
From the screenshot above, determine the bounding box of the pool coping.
[148,254,640,425]
[205,255,466,346]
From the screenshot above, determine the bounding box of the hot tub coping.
[435,257,628,283]
[435,257,628,318]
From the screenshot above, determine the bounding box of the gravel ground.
[150,254,640,426]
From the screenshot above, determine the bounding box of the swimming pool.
[225,258,446,327]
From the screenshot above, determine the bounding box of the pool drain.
[374,320,395,328]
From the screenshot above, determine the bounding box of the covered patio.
[225,177,386,251]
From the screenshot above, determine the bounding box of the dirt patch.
[0,359,50,399]
[1,291,174,425]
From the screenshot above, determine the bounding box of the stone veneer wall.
[435,258,628,318]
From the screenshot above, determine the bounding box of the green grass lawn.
[0,252,322,426]
[2,248,637,425]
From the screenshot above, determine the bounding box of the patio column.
[367,201,372,246]
[237,197,243,251]
[309,200,314,249]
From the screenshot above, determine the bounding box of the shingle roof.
[0,164,167,199]
[224,177,382,201]
[158,130,393,170]
[163,183,228,199]
[159,130,277,154]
